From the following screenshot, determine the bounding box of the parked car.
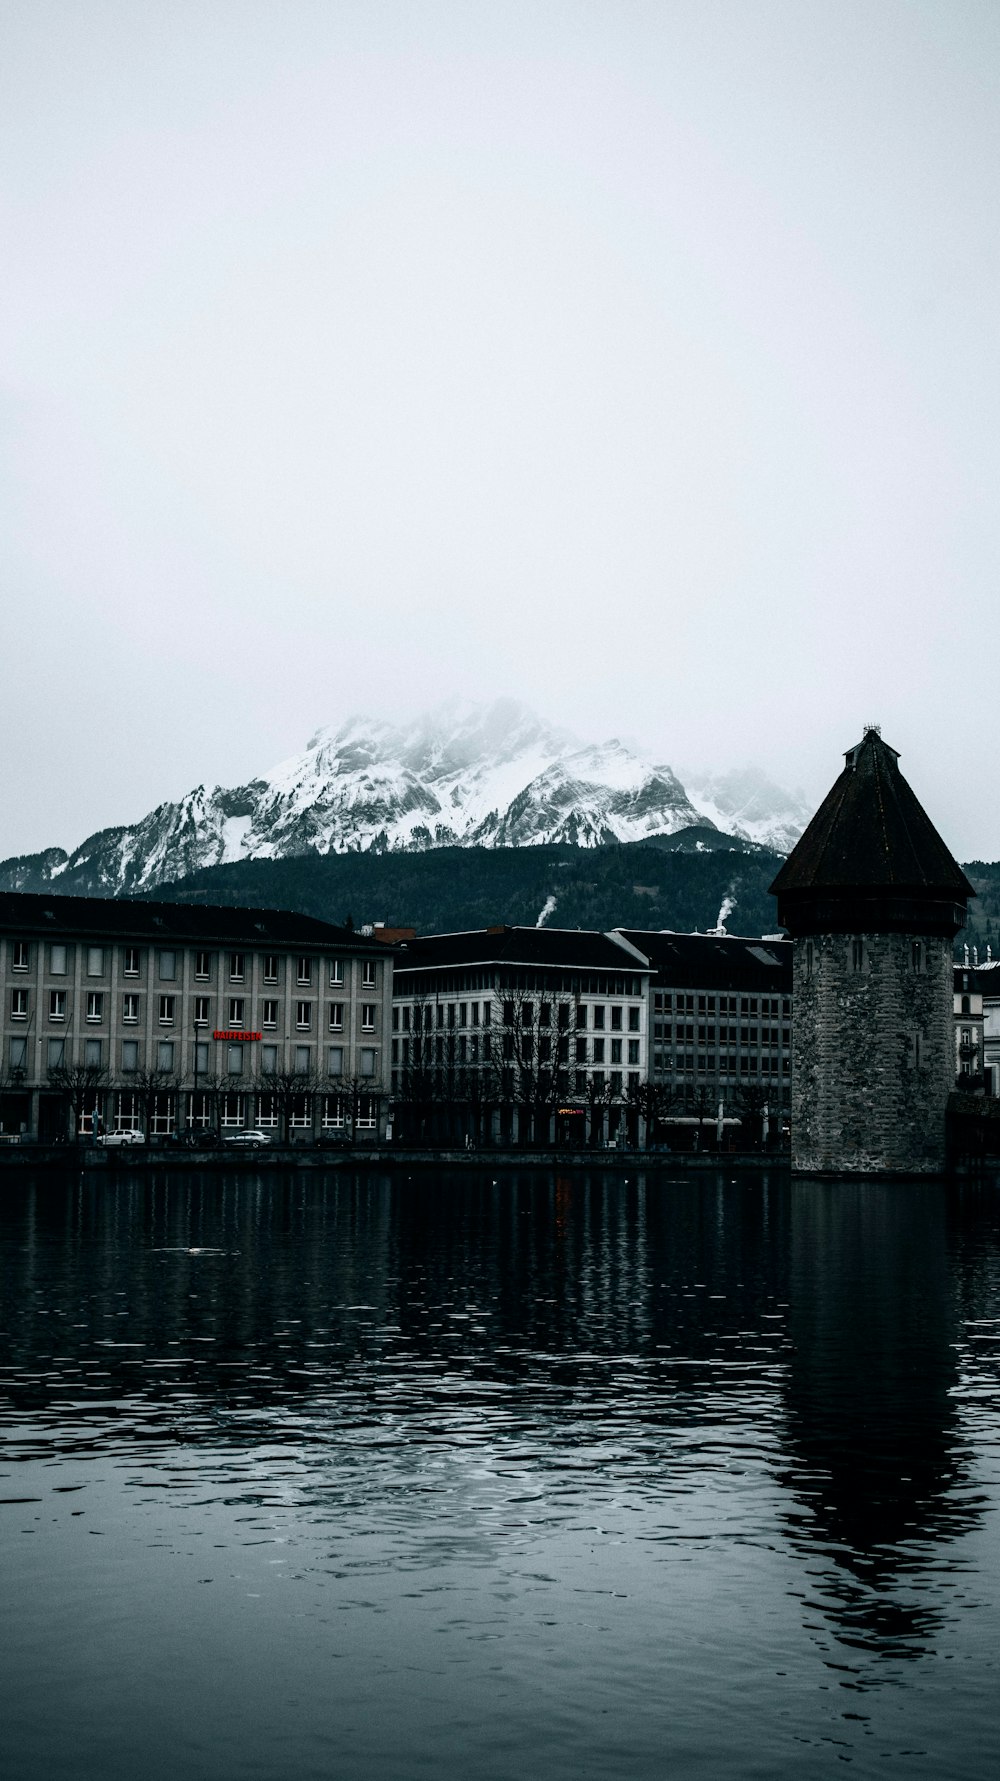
[98,1129,146,1147]
[223,1128,275,1149]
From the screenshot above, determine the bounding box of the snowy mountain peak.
[0,702,810,898]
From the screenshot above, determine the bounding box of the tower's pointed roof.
[770,729,973,900]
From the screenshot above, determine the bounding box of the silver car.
[223,1128,275,1149]
[98,1129,146,1147]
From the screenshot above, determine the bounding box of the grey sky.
[3,1,999,859]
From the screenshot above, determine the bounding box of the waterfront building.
[615,929,792,1132]
[0,894,392,1142]
[390,925,651,1147]
[771,729,973,1174]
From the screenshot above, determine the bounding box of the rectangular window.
[9,1036,27,1072]
[87,946,104,976]
[593,1005,605,1031]
[294,1045,311,1074]
[50,944,67,975]
[195,950,210,979]
[361,1004,376,1032]
[261,1043,278,1073]
[576,1003,588,1029]
[84,1038,102,1069]
[227,1044,244,1076]
[122,1040,139,1072]
[263,955,278,983]
[610,1006,623,1032]
[194,996,210,1026]
[228,997,244,1027]
[628,1006,641,1032]
[159,995,175,1025]
[851,939,864,972]
[356,1095,377,1130]
[592,1038,605,1064]
[48,989,66,1021]
[328,1002,344,1031]
[262,999,278,1028]
[628,1039,640,1065]
[229,953,244,982]
[86,992,104,1023]
[576,1037,587,1063]
[360,1047,377,1078]
[362,960,377,988]
[122,946,140,976]
[47,1038,65,1070]
[12,940,29,971]
[482,1002,491,1026]
[297,956,311,985]
[329,959,343,986]
[459,1002,467,1027]
[470,1002,479,1026]
[158,950,176,981]
[122,993,139,1024]
[328,1045,344,1077]
[322,1093,345,1129]
[157,1041,174,1072]
[220,1092,244,1127]
[195,1041,209,1073]
[911,941,923,972]
[610,1038,622,1064]
[296,1001,312,1030]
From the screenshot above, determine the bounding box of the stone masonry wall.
[791,932,954,1174]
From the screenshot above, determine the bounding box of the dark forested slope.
[152,839,787,938]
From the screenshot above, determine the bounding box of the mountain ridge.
[0,699,810,898]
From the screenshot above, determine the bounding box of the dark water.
[2,1168,999,1780]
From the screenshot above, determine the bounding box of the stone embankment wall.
[792,932,953,1173]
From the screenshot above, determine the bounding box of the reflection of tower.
[780,1180,976,1655]
[771,729,973,1174]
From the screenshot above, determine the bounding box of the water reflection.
[2,1167,999,1779]
[781,1182,980,1662]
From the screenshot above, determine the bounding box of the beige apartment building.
[0,894,392,1142]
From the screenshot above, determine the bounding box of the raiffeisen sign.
[213,1030,263,1042]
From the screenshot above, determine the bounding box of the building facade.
[771,729,973,1174]
[616,929,792,1135]
[390,926,651,1147]
[0,894,392,1142]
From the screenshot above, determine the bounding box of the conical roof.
[770,729,973,900]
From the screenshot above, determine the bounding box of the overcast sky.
[3,1,999,859]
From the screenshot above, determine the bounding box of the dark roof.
[770,730,973,899]
[393,925,650,975]
[618,930,792,992]
[0,891,372,950]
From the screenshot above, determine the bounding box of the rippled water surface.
[2,1167,1000,1778]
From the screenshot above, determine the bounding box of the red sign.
[213,1030,262,1042]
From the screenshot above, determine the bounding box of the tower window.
[911,940,923,972]
[804,941,814,978]
[851,939,864,973]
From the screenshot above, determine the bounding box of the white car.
[223,1128,275,1149]
[98,1129,146,1147]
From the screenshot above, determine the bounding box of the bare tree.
[47,1061,110,1141]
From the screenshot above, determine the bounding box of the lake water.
[2,1166,999,1779]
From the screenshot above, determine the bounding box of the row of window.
[29,1037,381,1079]
[98,1090,381,1136]
[653,1050,791,1076]
[654,1022,789,1045]
[13,990,378,1032]
[393,1000,644,1033]
[5,941,377,988]
[652,993,789,1016]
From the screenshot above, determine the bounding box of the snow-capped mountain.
[0,700,809,897]
[682,766,813,856]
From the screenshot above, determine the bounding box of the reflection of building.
[616,929,792,1119]
[0,893,391,1141]
[782,1179,976,1656]
[772,729,973,1174]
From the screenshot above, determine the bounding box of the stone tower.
[770,729,973,1175]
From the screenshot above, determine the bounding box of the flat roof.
[393,925,649,975]
[617,929,792,992]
